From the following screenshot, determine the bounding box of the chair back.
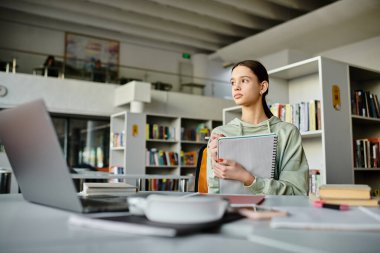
[194,145,208,193]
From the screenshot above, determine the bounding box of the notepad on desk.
[270,206,380,232]
[202,193,265,207]
[217,133,278,194]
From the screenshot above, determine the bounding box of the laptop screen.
[0,99,83,212]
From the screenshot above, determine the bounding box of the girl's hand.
[213,159,255,186]
[208,133,225,164]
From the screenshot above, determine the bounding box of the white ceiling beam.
[213,0,302,21]
[215,0,380,62]
[267,0,331,11]
[150,0,276,29]
[0,1,220,51]
[86,0,253,37]
[21,0,236,45]
[0,8,203,54]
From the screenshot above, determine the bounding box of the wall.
[259,50,313,71]
[0,72,117,116]
[144,90,235,120]
[319,36,380,71]
[0,19,231,97]
[0,72,235,118]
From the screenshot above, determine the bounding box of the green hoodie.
[207,116,309,195]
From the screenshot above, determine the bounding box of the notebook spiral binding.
[271,136,278,179]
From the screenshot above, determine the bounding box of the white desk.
[1,194,379,253]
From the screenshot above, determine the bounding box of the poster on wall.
[64,32,120,82]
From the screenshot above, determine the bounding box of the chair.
[194,144,208,193]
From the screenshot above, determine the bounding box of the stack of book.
[317,184,379,207]
[81,182,137,196]
[309,169,321,196]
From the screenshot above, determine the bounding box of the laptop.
[0,99,132,213]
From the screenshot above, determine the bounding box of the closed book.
[82,182,137,196]
[308,100,316,131]
[270,103,282,118]
[369,93,377,118]
[218,133,277,194]
[319,184,371,200]
[320,197,379,207]
[373,94,380,117]
[285,104,292,123]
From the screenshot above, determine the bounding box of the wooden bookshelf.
[349,65,380,192]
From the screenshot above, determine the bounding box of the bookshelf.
[349,66,380,193]
[109,112,146,178]
[146,114,181,176]
[180,118,219,173]
[223,56,354,186]
[110,112,222,190]
[145,115,221,175]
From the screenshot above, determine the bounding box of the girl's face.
[230,65,263,107]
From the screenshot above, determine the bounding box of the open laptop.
[0,99,132,213]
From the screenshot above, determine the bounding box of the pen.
[313,200,349,211]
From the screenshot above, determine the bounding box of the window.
[51,115,110,170]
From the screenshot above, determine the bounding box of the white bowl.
[144,195,228,224]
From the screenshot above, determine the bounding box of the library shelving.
[180,118,214,175]
[145,115,221,176]
[109,111,146,178]
[223,56,354,186]
[146,114,181,175]
[349,66,380,193]
[111,112,222,188]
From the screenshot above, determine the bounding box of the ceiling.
[0,0,338,54]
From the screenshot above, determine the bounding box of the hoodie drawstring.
[266,120,271,133]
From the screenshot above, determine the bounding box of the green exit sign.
[182,53,191,59]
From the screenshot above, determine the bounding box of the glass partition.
[51,115,110,171]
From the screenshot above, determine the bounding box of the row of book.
[145,178,181,191]
[180,151,197,166]
[181,124,210,142]
[146,149,198,167]
[351,90,380,118]
[270,100,321,132]
[354,138,380,168]
[146,124,176,141]
[111,132,124,148]
[146,149,179,166]
[309,169,321,196]
[110,166,124,183]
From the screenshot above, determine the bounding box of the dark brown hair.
[232,60,273,118]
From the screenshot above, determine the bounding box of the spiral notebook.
[218,133,278,194]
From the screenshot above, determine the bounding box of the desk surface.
[1,194,379,253]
